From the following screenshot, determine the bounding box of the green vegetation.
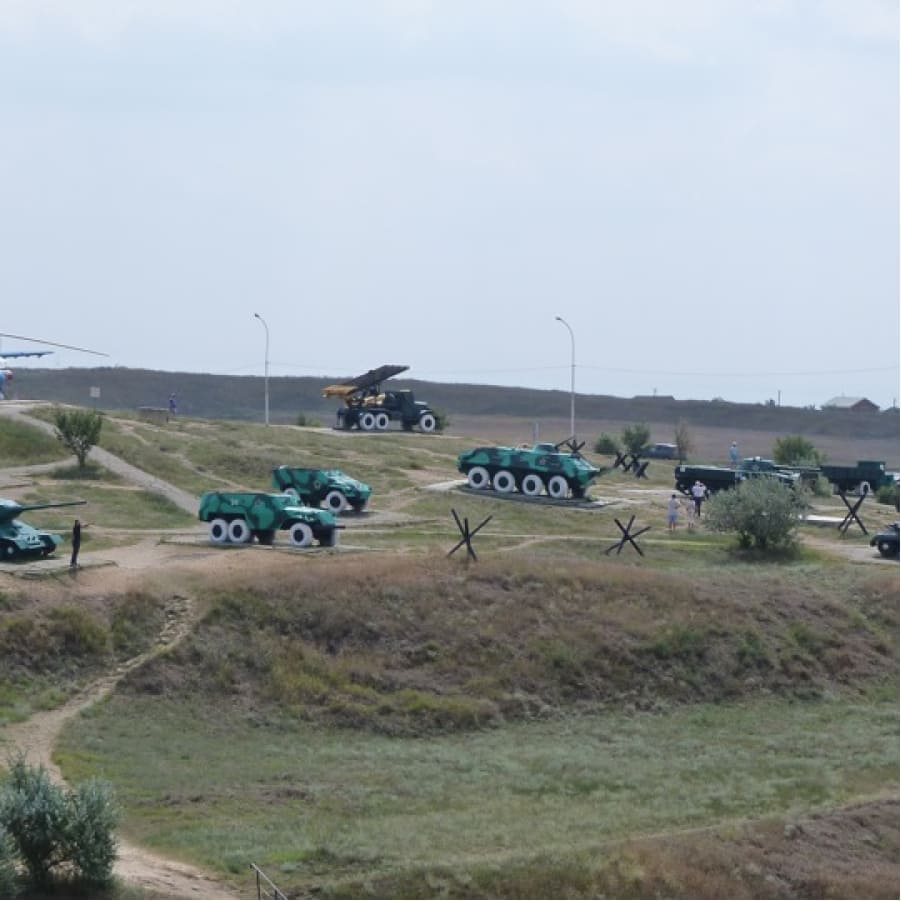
[0,418,68,468]
[0,756,118,891]
[621,423,650,456]
[674,419,693,459]
[52,407,103,468]
[772,434,825,466]
[593,432,620,455]
[705,479,808,550]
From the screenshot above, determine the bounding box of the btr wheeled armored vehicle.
[0,498,86,560]
[198,492,339,548]
[322,364,439,432]
[272,465,372,514]
[457,442,601,500]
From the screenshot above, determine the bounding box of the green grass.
[54,688,898,897]
[0,417,68,466]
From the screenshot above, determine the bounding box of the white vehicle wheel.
[547,475,569,499]
[359,411,376,431]
[208,518,229,544]
[289,522,314,548]
[228,518,253,544]
[419,412,437,433]
[467,466,490,490]
[858,481,871,496]
[375,412,390,430]
[282,487,300,502]
[324,490,346,513]
[493,469,516,493]
[521,473,544,496]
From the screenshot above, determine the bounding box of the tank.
[271,466,372,514]
[0,499,87,561]
[456,442,602,500]
[198,492,340,548]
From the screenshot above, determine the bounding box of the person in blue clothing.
[168,393,178,416]
[729,441,739,468]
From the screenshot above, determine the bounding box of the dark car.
[642,443,679,460]
[870,522,899,559]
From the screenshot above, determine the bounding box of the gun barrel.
[1,499,87,516]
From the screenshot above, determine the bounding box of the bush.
[593,433,621,455]
[772,435,824,467]
[432,409,450,432]
[876,482,899,509]
[704,478,808,551]
[0,826,17,898]
[673,421,693,461]
[0,756,119,890]
[621,423,650,457]
[296,413,322,428]
[52,407,103,468]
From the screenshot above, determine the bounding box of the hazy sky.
[1,0,898,408]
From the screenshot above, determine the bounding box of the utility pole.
[555,315,576,440]
[253,313,270,426]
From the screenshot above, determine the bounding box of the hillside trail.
[0,593,239,899]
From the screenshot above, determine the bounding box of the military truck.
[457,441,602,500]
[322,364,439,432]
[673,462,799,496]
[819,461,894,495]
[272,465,372,514]
[198,492,339,548]
[0,498,86,560]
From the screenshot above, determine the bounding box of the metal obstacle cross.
[448,509,494,561]
[604,515,651,556]
[836,489,869,536]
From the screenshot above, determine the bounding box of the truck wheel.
[1,541,17,560]
[419,413,437,433]
[493,469,516,493]
[324,490,346,513]
[228,518,253,544]
[547,475,569,499]
[208,518,230,544]
[375,412,390,430]
[467,466,490,490]
[289,522,314,548]
[859,481,871,497]
[877,540,896,558]
[360,411,376,431]
[521,474,544,496]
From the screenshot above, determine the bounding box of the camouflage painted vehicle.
[819,461,894,495]
[673,463,799,496]
[0,498,86,561]
[198,492,339,548]
[456,442,601,500]
[272,465,372,514]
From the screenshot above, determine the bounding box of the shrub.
[673,420,693,460]
[52,407,103,468]
[0,756,119,890]
[621,423,650,457]
[704,478,808,551]
[772,435,824,467]
[432,408,450,432]
[0,826,17,898]
[296,412,322,428]
[876,482,899,509]
[593,433,621,455]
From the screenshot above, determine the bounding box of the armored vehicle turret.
[0,498,87,560]
[198,492,340,548]
[457,441,601,500]
[272,466,372,514]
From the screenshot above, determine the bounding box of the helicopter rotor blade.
[0,333,109,357]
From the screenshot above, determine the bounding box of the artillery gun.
[198,492,340,548]
[322,364,439,433]
[272,466,372,514]
[0,498,86,560]
[457,439,602,500]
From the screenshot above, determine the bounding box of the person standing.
[729,441,740,468]
[168,393,178,416]
[667,494,680,531]
[70,519,83,568]
[691,480,707,517]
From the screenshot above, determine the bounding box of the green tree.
[704,478,808,551]
[0,826,17,898]
[772,435,824,467]
[621,423,650,456]
[52,407,103,468]
[593,432,621,455]
[673,420,693,460]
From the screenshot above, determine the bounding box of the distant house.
[822,396,880,412]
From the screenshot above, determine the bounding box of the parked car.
[642,443,678,460]
[869,522,899,559]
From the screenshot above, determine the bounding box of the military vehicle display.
[0,498,86,560]
[870,522,899,559]
[322,364,439,432]
[272,465,372,514]
[456,441,602,500]
[819,461,894,495]
[198,492,339,548]
[673,462,799,495]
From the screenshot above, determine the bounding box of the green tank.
[0,498,86,560]
[456,442,602,500]
[271,465,372,514]
[198,492,340,548]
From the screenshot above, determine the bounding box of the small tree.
[52,407,103,469]
[621,423,650,456]
[593,432,621,455]
[0,827,17,898]
[673,420,693,460]
[705,478,808,551]
[772,435,824,467]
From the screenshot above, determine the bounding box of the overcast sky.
[1,0,898,408]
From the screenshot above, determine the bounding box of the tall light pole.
[555,316,575,440]
[253,312,270,426]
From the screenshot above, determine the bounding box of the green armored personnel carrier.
[198,492,339,548]
[456,442,601,500]
[674,462,799,496]
[272,465,372,514]
[0,498,86,560]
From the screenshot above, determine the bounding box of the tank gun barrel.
[0,499,87,519]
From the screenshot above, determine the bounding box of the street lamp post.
[555,316,575,440]
[253,313,270,426]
